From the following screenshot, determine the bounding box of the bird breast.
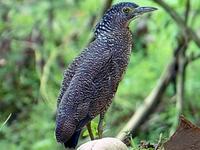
[88,30,132,116]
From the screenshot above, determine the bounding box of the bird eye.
[122,7,132,14]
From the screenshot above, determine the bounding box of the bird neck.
[95,26,132,43]
[95,22,130,38]
[94,14,129,39]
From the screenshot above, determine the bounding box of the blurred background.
[0,0,200,149]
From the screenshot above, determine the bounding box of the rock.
[77,137,128,150]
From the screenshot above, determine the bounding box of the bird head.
[95,2,157,37]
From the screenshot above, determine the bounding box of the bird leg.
[86,122,94,140]
[98,113,105,139]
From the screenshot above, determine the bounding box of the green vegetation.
[0,0,200,149]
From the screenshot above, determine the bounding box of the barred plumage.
[55,2,157,148]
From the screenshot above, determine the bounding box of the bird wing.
[57,49,89,108]
[58,46,112,122]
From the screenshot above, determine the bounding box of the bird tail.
[55,117,76,143]
[64,129,82,148]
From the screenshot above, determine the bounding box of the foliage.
[0,0,200,149]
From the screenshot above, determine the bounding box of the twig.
[184,0,191,24]
[176,0,190,119]
[0,114,12,130]
[117,59,175,143]
[186,52,200,64]
[190,9,200,25]
[176,48,187,118]
[154,133,163,150]
[47,0,54,33]
[152,0,200,48]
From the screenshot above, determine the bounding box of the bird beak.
[133,6,157,17]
